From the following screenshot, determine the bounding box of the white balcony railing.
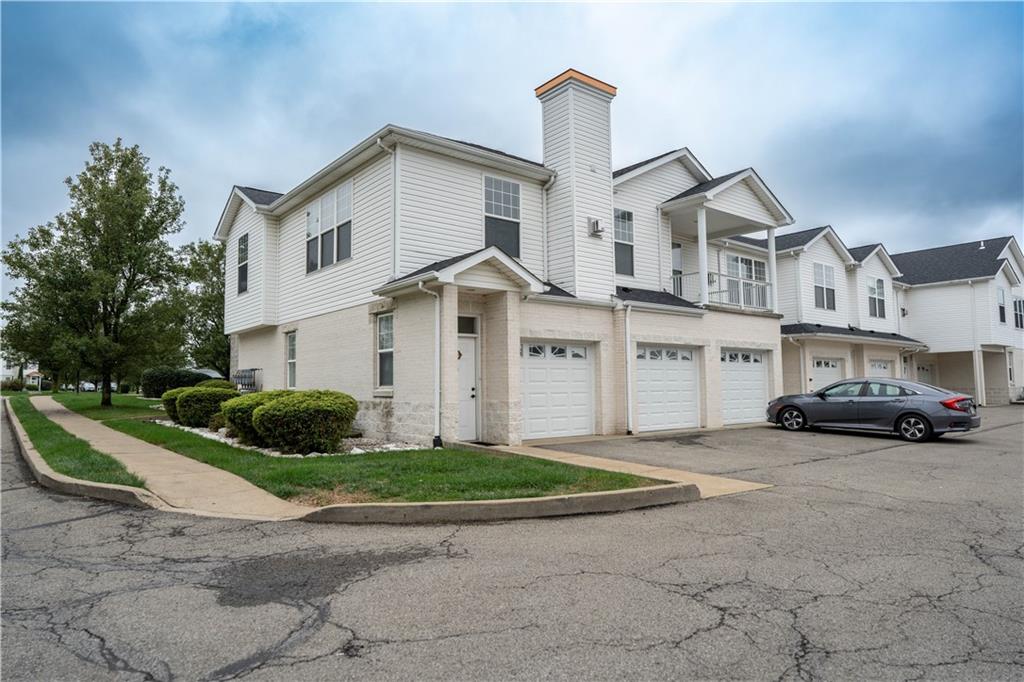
[673,271,772,311]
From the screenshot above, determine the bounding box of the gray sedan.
[766,378,981,442]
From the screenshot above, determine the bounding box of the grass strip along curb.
[51,392,161,421]
[107,418,664,504]
[7,396,146,488]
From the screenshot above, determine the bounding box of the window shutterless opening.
[813,262,836,310]
[306,180,354,274]
[285,331,296,389]
[376,313,394,388]
[614,209,634,276]
[483,175,520,258]
[237,233,249,294]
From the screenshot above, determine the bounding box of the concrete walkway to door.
[29,396,306,520]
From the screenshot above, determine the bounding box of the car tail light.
[940,396,972,413]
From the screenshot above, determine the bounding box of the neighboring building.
[733,226,926,395]
[893,237,1024,405]
[216,69,796,446]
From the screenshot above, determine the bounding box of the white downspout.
[624,303,634,434]
[418,282,443,447]
[541,172,557,282]
[787,336,805,393]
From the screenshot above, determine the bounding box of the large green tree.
[178,240,230,378]
[2,139,186,405]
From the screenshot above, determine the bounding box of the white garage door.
[521,342,594,440]
[868,359,893,377]
[721,349,768,425]
[812,357,844,390]
[636,345,699,432]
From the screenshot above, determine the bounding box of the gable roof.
[659,168,794,227]
[731,225,829,251]
[613,149,683,178]
[782,323,925,347]
[663,169,748,202]
[847,243,902,277]
[891,237,1015,285]
[236,186,283,206]
[372,246,545,295]
[612,147,713,186]
[848,243,882,262]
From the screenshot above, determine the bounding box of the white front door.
[811,357,844,390]
[636,345,699,431]
[458,336,478,441]
[521,342,594,439]
[868,359,893,377]
[720,349,768,425]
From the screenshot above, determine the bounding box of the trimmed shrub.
[40,380,53,391]
[140,366,208,398]
[221,390,291,446]
[118,382,132,394]
[161,387,191,423]
[1,378,24,392]
[208,411,226,432]
[252,390,358,454]
[196,378,235,390]
[25,384,39,391]
[176,387,240,428]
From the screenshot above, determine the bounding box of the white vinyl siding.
[276,153,392,325]
[705,178,775,226]
[397,146,543,277]
[853,252,898,333]
[775,255,801,323]
[224,202,268,333]
[541,90,575,292]
[900,282,990,353]
[615,159,701,290]
[800,237,849,325]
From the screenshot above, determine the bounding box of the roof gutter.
[610,299,706,317]
[783,331,927,350]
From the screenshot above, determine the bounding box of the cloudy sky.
[2,2,1021,295]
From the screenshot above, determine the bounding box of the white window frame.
[306,180,354,274]
[1013,297,1024,329]
[813,262,836,310]
[613,208,634,276]
[868,277,886,318]
[237,233,249,295]
[376,313,394,388]
[483,175,521,257]
[285,331,297,389]
[997,287,1007,324]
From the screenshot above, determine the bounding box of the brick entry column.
[481,291,522,445]
[439,284,460,443]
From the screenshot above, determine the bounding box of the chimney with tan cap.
[536,69,617,299]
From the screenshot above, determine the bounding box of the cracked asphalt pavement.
[2,406,1022,680]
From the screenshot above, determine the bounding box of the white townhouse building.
[728,226,926,395]
[893,237,1024,405]
[215,68,796,446]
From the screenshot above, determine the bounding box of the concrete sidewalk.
[29,396,306,520]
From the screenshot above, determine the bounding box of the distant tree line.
[2,139,229,406]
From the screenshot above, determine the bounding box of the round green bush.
[196,379,235,390]
[161,387,191,423]
[252,390,358,454]
[175,387,240,428]
[208,411,227,432]
[221,390,291,446]
[141,367,209,398]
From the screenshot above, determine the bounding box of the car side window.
[866,382,901,397]
[823,382,864,398]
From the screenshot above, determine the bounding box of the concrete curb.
[3,398,171,511]
[298,483,700,523]
[5,397,701,524]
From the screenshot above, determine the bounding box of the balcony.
[673,272,772,311]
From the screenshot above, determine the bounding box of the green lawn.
[7,396,146,488]
[52,392,162,421]
[106,419,658,504]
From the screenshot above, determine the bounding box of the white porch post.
[697,206,709,306]
[767,227,778,313]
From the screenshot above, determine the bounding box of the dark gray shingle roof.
[615,286,700,309]
[236,186,283,206]
[663,169,748,203]
[891,237,1014,285]
[387,249,489,285]
[781,323,922,345]
[848,243,883,263]
[612,149,682,179]
[439,136,545,168]
[730,226,831,251]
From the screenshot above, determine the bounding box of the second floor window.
[813,262,836,310]
[285,331,296,389]
[377,313,394,388]
[614,209,634,276]
[1014,298,1024,329]
[484,176,520,258]
[306,181,353,274]
[868,277,886,318]
[997,287,1007,324]
[237,233,249,295]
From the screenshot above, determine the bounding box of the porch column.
[767,227,778,312]
[972,347,987,406]
[697,205,709,306]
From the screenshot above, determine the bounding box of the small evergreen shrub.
[221,390,291,445]
[175,387,240,428]
[161,387,191,423]
[1,378,24,392]
[252,390,358,454]
[208,411,226,432]
[196,379,235,390]
[140,367,208,398]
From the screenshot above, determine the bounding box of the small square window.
[741,353,752,363]
[528,345,545,358]
[728,352,740,363]
[569,346,587,359]
[666,349,679,361]
[649,349,662,360]
[551,346,567,358]
[680,350,692,361]
[458,316,477,334]
[636,348,646,360]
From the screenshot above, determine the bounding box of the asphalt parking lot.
[2,406,1022,680]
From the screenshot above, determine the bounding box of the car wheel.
[779,407,806,431]
[897,414,932,442]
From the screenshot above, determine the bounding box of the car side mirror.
[815,392,827,400]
